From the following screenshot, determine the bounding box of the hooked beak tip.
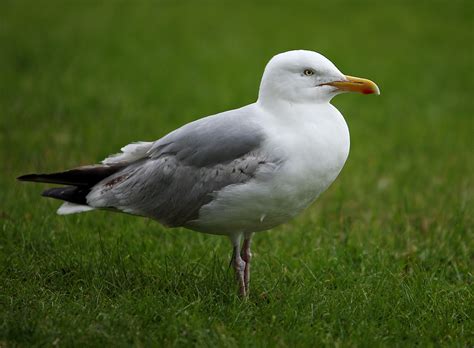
[324,75,380,95]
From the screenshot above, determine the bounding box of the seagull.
[18,50,379,297]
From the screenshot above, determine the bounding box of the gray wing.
[87,105,278,226]
[147,105,264,167]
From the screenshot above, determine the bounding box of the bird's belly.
[188,148,347,235]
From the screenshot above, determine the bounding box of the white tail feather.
[57,202,95,215]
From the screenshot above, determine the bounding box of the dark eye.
[303,69,314,76]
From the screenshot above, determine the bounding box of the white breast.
[193,103,350,235]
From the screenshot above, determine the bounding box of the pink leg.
[241,233,253,295]
[230,235,246,297]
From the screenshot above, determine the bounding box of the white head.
[258,50,379,106]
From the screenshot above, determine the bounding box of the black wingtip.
[41,186,89,204]
[16,165,127,186]
[17,174,40,182]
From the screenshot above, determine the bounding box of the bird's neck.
[256,100,350,167]
[257,98,336,122]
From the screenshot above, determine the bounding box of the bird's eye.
[303,69,314,76]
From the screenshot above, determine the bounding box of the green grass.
[1,0,473,346]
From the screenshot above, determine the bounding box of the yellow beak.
[324,75,380,95]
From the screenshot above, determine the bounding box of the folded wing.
[87,105,278,226]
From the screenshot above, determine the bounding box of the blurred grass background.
[1,0,473,346]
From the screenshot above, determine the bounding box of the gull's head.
[258,50,380,105]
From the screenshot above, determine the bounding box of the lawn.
[1,1,473,346]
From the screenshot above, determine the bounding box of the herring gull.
[18,50,380,296]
